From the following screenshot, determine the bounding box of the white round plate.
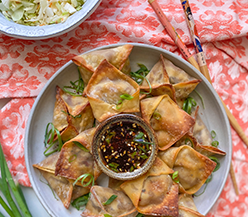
[0,0,101,40]
[25,43,232,216]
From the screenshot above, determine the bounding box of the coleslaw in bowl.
[0,0,101,39]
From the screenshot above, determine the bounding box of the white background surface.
[0,98,49,217]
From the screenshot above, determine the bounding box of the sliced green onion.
[211,130,217,139]
[194,90,205,109]
[211,141,219,147]
[61,110,82,119]
[104,214,112,217]
[194,174,212,197]
[116,99,123,110]
[136,213,144,217]
[140,154,148,159]
[73,174,94,187]
[134,132,144,140]
[133,139,154,145]
[209,156,220,172]
[43,122,63,157]
[63,67,84,96]
[68,154,77,163]
[73,141,89,152]
[39,175,59,201]
[116,93,133,110]
[71,193,90,210]
[102,195,117,205]
[183,97,197,114]
[172,171,179,183]
[120,93,133,100]
[138,146,147,153]
[153,111,161,120]
[108,162,119,169]
[185,138,193,147]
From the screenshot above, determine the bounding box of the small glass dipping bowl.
[92,114,158,180]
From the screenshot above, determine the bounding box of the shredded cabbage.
[0,0,86,25]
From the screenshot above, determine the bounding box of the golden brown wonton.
[120,157,178,217]
[141,94,195,150]
[191,107,226,156]
[72,44,134,85]
[85,59,140,122]
[55,128,102,185]
[178,194,205,217]
[53,86,95,141]
[81,185,137,217]
[158,145,216,195]
[140,54,176,101]
[161,56,201,107]
[33,153,90,209]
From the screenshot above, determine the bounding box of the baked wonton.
[158,145,217,195]
[120,157,179,217]
[53,86,95,142]
[33,153,90,209]
[141,94,195,150]
[55,128,102,185]
[72,44,134,85]
[191,107,226,156]
[162,56,201,107]
[85,59,140,122]
[178,194,205,217]
[81,185,137,217]
[139,54,176,101]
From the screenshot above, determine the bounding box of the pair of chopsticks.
[148,0,241,195]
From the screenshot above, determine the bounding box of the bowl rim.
[92,113,158,180]
[24,42,232,216]
[0,0,102,40]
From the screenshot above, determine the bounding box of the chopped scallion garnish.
[73,141,89,152]
[102,195,117,205]
[73,174,94,187]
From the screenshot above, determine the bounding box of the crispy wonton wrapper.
[33,153,90,209]
[120,157,179,217]
[55,128,102,185]
[191,107,226,156]
[158,145,217,195]
[140,54,176,101]
[178,194,205,217]
[81,185,137,217]
[85,59,140,122]
[53,86,95,141]
[161,56,201,107]
[72,44,134,85]
[141,94,195,150]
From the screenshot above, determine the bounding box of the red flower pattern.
[1,0,248,216]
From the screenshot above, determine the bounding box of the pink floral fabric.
[0,0,248,216]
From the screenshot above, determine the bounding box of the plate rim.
[24,42,232,216]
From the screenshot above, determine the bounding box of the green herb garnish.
[153,111,161,120]
[102,195,117,205]
[61,110,82,119]
[68,154,77,163]
[116,94,133,110]
[63,67,84,96]
[183,97,197,114]
[71,193,90,210]
[73,174,94,187]
[73,141,89,152]
[43,122,63,157]
[209,156,220,172]
[172,171,179,183]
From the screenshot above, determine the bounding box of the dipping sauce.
[100,121,153,173]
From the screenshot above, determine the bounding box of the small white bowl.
[0,0,101,40]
